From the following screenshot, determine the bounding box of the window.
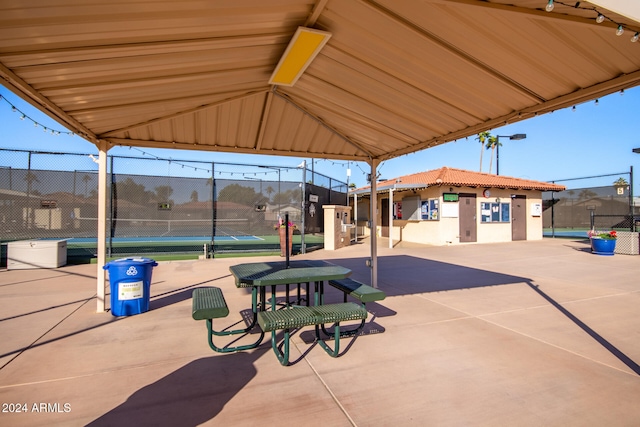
[481,202,510,223]
[421,199,439,220]
[402,196,421,220]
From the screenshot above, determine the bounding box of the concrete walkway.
[0,238,639,426]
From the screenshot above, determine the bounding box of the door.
[459,193,477,242]
[381,198,389,237]
[511,195,527,241]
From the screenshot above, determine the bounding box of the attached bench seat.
[325,278,386,337]
[328,278,386,304]
[257,302,368,365]
[192,287,263,353]
[192,286,229,320]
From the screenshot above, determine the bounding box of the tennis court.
[63,217,271,259]
[67,233,264,261]
[62,232,324,263]
[69,235,264,244]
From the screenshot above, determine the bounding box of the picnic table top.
[230,260,351,288]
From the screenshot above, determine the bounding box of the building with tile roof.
[349,167,565,247]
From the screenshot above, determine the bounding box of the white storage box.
[7,239,67,270]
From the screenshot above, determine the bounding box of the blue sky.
[1,83,638,194]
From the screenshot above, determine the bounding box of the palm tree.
[23,171,39,229]
[476,132,490,172]
[485,134,500,174]
[205,177,213,201]
[265,185,275,202]
[578,189,597,200]
[82,174,92,197]
[477,132,498,173]
[24,170,39,188]
[613,177,628,189]
[614,178,628,186]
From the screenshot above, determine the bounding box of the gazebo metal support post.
[387,188,393,248]
[211,162,216,258]
[96,141,110,312]
[353,192,358,243]
[301,162,306,254]
[369,159,379,288]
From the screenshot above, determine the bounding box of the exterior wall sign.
[443,193,459,202]
[531,203,542,217]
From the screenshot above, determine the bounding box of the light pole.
[496,133,526,175]
[631,150,638,232]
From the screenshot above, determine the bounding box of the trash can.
[103,258,158,316]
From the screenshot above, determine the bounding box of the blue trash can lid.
[103,257,158,269]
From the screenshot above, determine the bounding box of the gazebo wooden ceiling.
[1,0,639,164]
[1,0,639,304]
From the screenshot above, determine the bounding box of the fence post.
[630,165,634,232]
[551,189,555,238]
[211,162,216,258]
[26,151,32,230]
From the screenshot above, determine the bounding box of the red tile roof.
[359,167,565,192]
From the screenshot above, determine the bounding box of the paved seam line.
[0,354,201,389]
[300,341,358,427]
[0,295,95,372]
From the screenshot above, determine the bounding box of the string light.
[546,0,554,12]
[3,92,362,183]
[312,158,353,168]
[310,158,373,181]
[126,147,316,178]
[1,93,76,136]
[544,1,639,42]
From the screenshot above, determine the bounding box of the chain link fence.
[0,149,348,262]
[542,170,637,238]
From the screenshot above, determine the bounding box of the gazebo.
[1,0,638,311]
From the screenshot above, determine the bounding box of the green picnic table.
[230,259,352,309]
[193,260,363,363]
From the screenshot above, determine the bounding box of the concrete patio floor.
[1,237,639,426]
